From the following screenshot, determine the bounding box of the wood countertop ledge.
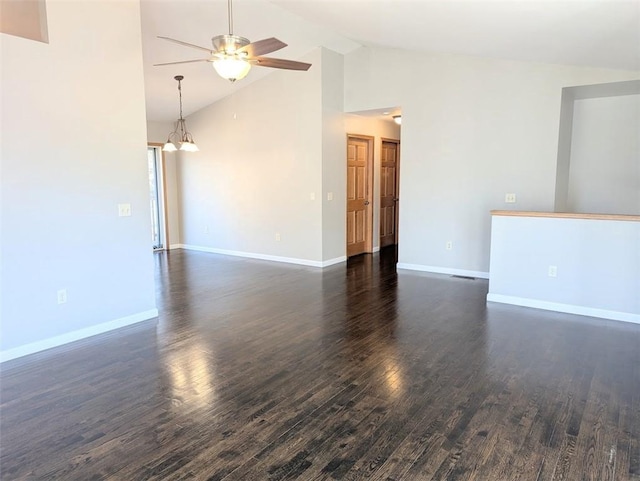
[490,210,640,222]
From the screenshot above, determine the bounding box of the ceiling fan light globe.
[213,57,251,82]
[163,141,178,152]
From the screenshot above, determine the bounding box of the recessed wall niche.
[554,80,640,215]
[0,0,49,43]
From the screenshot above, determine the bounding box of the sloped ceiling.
[142,0,640,122]
[141,0,360,121]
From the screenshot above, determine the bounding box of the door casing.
[148,143,169,250]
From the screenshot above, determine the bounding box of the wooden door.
[380,140,399,248]
[347,136,372,257]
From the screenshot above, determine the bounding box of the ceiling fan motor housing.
[212,34,250,55]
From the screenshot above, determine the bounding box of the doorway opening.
[345,108,402,259]
[147,145,167,250]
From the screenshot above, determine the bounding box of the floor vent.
[451,275,476,281]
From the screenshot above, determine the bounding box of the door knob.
[364,200,370,205]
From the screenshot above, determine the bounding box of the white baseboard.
[178,244,345,268]
[0,309,159,363]
[397,263,489,279]
[373,246,381,253]
[168,244,182,250]
[487,293,640,324]
[321,256,347,267]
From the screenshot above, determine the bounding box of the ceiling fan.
[155,0,312,82]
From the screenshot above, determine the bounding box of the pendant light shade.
[164,75,198,153]
[162,141,178,152]
[180,139,199,152]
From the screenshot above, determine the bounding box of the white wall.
[344,114,401,251]
[488,214,640,323]
[147,120,182,247]
[321,48,347,262]
[345,46,640,275]
[177,49,325,264]
[567,94,640,215]
[0,1,157,360]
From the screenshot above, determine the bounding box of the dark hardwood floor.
[1,248,639,480]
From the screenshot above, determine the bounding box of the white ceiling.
[140,0,359,121]
[141,0,640,122]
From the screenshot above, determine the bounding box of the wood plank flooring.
[1,248,639,480]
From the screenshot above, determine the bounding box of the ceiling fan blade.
[252,56,312,71]
[158,36,212,54]
[237,37,287,57]
[154,59,211,66]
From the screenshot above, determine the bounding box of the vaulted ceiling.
[141,0,640,122]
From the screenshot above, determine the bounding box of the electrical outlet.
[118,203,132,217]
[57,289,67,304]
[548,265,557,278]
[310,192,316,201]
[446,241,453,251]
[327,192,334,201]
[204,226,209,234]
[275,233,281,241]
[505,193,517,204]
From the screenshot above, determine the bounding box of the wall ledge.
[491,210,640,222]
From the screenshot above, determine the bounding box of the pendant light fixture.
[163,75,199,152]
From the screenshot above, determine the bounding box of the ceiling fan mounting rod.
[227,0,233,35]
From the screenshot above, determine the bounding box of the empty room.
[1,0,639,479]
